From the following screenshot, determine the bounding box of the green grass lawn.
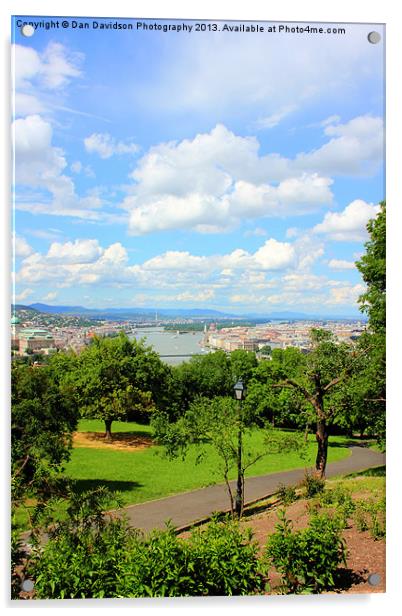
[63,419,353,508]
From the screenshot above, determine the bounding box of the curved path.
[119,445,385,533]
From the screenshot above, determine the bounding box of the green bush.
[185,517,266,596]
[114,517,265,597]
[26,491,266,599]
[265,509,347,594]
[353,496,385,540]
[277,483,297,506]
[319,485,355,527]
[301,471,325,499]
[11,514,26,599]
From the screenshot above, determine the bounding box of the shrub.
[117,516,266,597]
[301,470,325,499]
[11,514,26,599]
[186,516,266,596]
[319,485,355,527]
[265,509,347,594]
[277,483,297,506]
[25,491,267,599]
[353,496,385,540]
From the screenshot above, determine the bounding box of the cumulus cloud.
[121,124,334,235]
[13,233,33,258]
[295,115,384,176]
[47,239,103,264]
[254,239,296,270]
[325,283,366,305]
[328,259,356,270]
[12,115,105,219]
[15,235,365,312]
[313,199,381,241]
[121,116,382,236]
[84,133,139,159]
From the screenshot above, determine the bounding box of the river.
[130,327,210,365]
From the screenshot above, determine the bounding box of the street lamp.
[234,379,246,401]
[233,378,246,518]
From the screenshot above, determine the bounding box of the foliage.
[301,470,326,498]
[318,485,355,527]
[356,202,386,335]
[353,203,386,446]
[26,491,266,599]
[265,509,347,593]
[27,488,129,599]
[353,496,386,540]
[11,363,79,502]
[66,333,172,435]
[152,395,304,516]
[277,484,297,506]
[11,513,26,599]
[184,516,266,596]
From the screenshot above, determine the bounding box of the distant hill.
[19,303,364,322]
[26,303,237,319]
[13,304,39,313]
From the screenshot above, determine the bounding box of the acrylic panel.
[11,15,385,600]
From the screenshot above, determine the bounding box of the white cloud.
[15,235,365,313]
[328,259,356,270]
[12,115,105,220]
[84,133,139,159]
[43,292,57,301]
[13,42,83,116]
[15,288,33,302]
[244,227,267,238]
[254,105,297,130]
[122,124,334,235]
[176,290,215,302]
[325,283,366,305]
[295,116,383,176]
[137,23,381,119]
[254,239,296,270]
[13,234,33,258]
[47,239,103,264]
[313,199,381,241]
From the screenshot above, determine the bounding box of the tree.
[273,330,354,478]
[71,333,171,439]
[152,394,304,518]
[11,363,79,502]
[354,202,386,445]
[356,202,386,335]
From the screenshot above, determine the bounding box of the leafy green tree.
[273,330,354,477]
[152,395,304,518]
[11,363,79,502]
[71,333,171,439]
[246,348,309,428]
[356,202,386,335]
[353,203,386,445]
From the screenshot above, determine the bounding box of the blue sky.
[11,16,384,315]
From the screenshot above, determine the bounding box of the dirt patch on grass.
[73,431,154,451]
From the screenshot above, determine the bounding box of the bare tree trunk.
[315,419,328,478]
[104,419,113,440]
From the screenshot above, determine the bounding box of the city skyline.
[12,17,384,315]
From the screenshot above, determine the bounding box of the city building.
[18,328,56,355]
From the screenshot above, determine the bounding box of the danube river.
[131,327,209,365]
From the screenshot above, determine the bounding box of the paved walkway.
[119,445,385,533]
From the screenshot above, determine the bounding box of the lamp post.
[233,379,246,518]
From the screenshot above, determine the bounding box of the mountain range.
[12,303,364,322]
